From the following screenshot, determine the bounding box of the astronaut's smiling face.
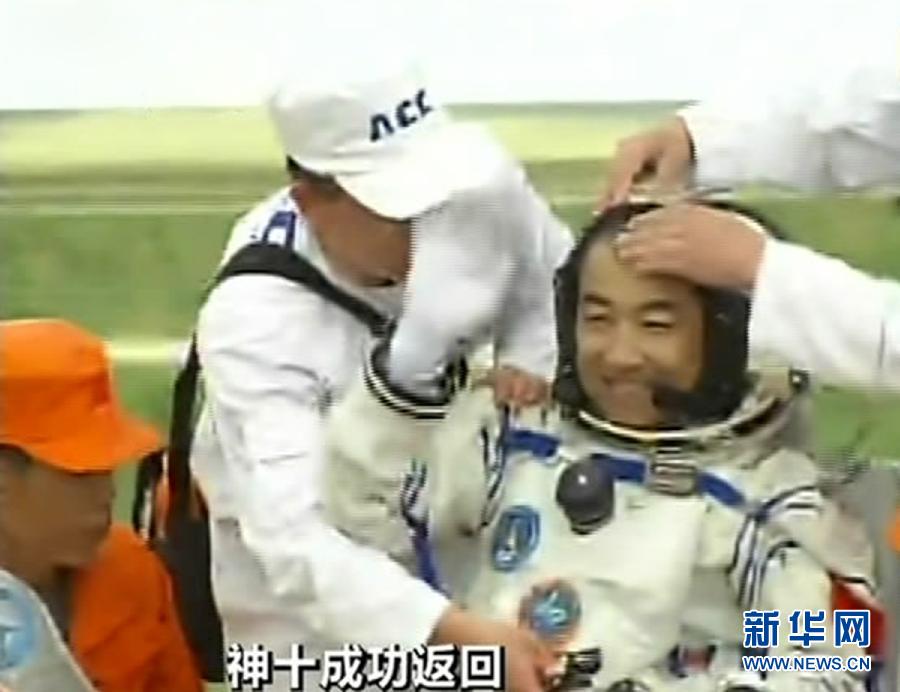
[575,239,704,428]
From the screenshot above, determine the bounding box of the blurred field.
[4,103,900,526]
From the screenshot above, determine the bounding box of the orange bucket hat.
[0,319,161,472]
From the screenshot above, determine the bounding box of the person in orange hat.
[0,318,203,692]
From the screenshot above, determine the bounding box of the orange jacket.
[71,523,204,692]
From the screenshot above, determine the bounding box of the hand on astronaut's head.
[429,605,558,692]
[614,203,766,292]
[598,118,695,211]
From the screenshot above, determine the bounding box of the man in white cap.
[189,49,569,691]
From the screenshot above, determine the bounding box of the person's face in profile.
[292,179,411,288]
[575,238,704,428]
[0,450,113,583]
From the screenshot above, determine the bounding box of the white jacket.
[680,49,900,389]
[191,142,571,652]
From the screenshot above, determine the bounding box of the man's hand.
[430,606,558,692]
[481,366,550,410]
[599,117,695,210]
[614,203,766,291]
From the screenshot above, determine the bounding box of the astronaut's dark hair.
[553,200,787,426]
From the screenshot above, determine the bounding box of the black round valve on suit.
[555,458,615,535]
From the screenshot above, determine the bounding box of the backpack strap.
[131,449,164,538]
[218,241,388,335]
[166,242,390,520]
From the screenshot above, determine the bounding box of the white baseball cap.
[267,55,500,220]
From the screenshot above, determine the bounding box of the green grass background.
[4,103,900,533]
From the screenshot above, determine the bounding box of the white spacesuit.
[327,375,881,691]
[324,202,884,692]
[462,381,879,691]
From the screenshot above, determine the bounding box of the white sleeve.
[493,184,574,378]
[749,239,900,391]
[197,276,449,646]
[681,47,900,191]
[755,539,866,692]
[389,179,573,388]
[722,452,868,692]
[388,189,515,389]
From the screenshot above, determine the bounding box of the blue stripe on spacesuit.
[753,485,820,521]
[504,429,848,608]
[728,485,821,574]
[749,539,800,608]
[739,524,806,607]
[731,488,824,608]
[598,454,644,483]
[502,427,560,460]
[502,427,747,508]
[737,518,765,607]
[729,512,756,574]
[399,461,445,592]
[410,530,443,592]
[694,471,745,508]
[480,407,512,527]
[593,455,747,508]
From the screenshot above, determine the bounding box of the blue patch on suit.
[259,210,297,248]
[491,505,540,572]
[520,580,582,643]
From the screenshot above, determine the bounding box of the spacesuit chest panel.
[463,439,711,684]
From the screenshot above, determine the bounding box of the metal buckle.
[645,457,700,497]
[548,648,602,691]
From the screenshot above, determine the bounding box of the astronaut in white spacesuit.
[325,201,884,692]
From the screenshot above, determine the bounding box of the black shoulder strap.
[217,242,388,335]
[166,242,389,519]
